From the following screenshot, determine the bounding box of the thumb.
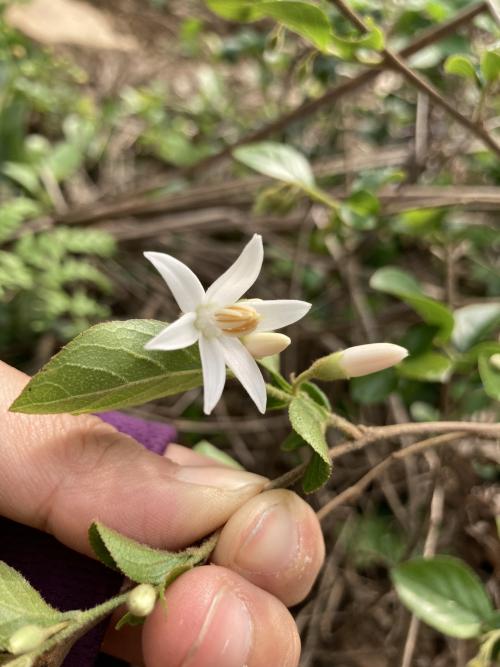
[0,362,266,555]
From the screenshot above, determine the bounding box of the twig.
[317,432,460,520]
[35,2,487,228]
[327,0,500,156]
[400,470,445,667]
[267,420,499,491]
[328,413,364,440]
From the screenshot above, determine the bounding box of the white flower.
[144,234,311,414]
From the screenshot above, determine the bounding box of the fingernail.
[175,465,266,491]
[181,587,252,667]
[235,501,298,574]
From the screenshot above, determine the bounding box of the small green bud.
[307,351,345,381]
[8,625,49,655]
[126,584,157,618]
[490,353,500,371]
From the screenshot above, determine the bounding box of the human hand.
[0,361,324,667]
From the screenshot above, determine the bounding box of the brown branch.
[40,1,486,227]
[327,0,500,156]
[267,420,499,491]
[185,0,490,173]
[317,432,463,520]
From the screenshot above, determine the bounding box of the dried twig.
[317,432,461,520]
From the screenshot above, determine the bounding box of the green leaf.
[300,381,332,411]
[350,368,397,404]
[370,267,454,343]
[339,189,380,230]
[89,522,218,588]
[233,142,314,189]
[452,303,500,352]
[259,355,292,392]
[302,452,331,493]
[46,142,84,182]
[205,0,258,21]
[193,440,244,470]
[480,49,500,85]
[330,21,384,60]
[398,352,453,383]
[288,393,331,492]
[10,320,203,414]
[280,431,305,452]
[206,0,332,51]
[478,353,500,401]
[2,163,41,197]
[392,556,494,639]
[257,2,332,51]
[444,54,477,81]
[0,562,62,651]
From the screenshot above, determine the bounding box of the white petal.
[199,336,226,415]
[144,251,205,313]
[144,312,199,351]
[219,337,267,413]
[251,299,311,331]
[205,234,263,306]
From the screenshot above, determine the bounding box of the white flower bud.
[8,625,49,655]
[339,343,408,377]
[126,584,157,618]
[490,353,500,371]
[242,332,291,359]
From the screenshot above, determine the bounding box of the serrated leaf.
[478,353,500,401]
[370,267,454,343]
[234,142,314,189]
[392,556,494,639]
[10,320,203,414]
[89,522,218,588]
[398,352,453,383]
[452,303,500,352]
[0,562,62,651]
[444,54,477,81]
[289,393,331,491]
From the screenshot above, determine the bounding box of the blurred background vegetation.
[0,0,499,664]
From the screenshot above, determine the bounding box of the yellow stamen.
[215,304,261,336]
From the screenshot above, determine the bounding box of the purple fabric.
[0,412,176,666]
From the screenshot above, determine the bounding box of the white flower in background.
[144,234,311,414]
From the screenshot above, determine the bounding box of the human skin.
[0,361,325,666]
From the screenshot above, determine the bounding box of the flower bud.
[339,343,408,377]
[126,584,157,618]
[8,625,50,655]
[242,332,291,359]
[490,353,500,371]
